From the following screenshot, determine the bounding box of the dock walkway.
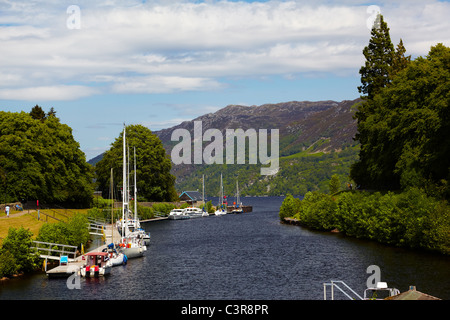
[46,222,120,278]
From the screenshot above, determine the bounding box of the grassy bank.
[280,188,450,255]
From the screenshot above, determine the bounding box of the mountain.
[154,98,361,196]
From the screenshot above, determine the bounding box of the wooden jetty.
[45,223,119,278]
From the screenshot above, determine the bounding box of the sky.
[1,0,449,161]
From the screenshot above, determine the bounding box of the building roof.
[179,191,202,201]
[386,287,441,300]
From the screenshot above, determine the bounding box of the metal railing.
[31,241,78,261]
[323,280,364,300]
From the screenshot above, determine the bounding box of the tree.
[0,227,40,274]
[47,107,58,119]
[352,15,413,191]
[351,44,450,197]
[95,125,178,202]
[29,105,46,121]
[358,14,395,100]
[329,174,340,194]
[392,39,411,77]
[0,111,94,206]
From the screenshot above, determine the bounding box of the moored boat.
[168,208,190,220]
[80,252,112,277]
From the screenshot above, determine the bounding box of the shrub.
[0,227,40,274]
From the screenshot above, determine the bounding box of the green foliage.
[294,192,338,230]
[29,105,46,121]
[329,174,341,194]
[0,108,94,207]
[151,202,176,215]
[279,194,301,220]
[0,250,18,278]
[358,14,395,99]
[280,189,450,255]
[0,227,40,275]
[95,124,178,202]
[205,200,214,213]
[177,147,359,197]
[352,44,450,198]
[36,213,90,249]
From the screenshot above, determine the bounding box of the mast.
[236,180,240,208]
[219,173,223,207]
[202,174,205,210]
[110,167,114,244]
[122,124,127,239]
[134,146,137,223]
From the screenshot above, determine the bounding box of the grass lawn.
[0,208,90,246]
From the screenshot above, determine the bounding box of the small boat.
[168,208,191,220]
[184,207,203,218]
[231,180,243,214]
[215,174,227,215]
[363,282,400,300]
[103,244,127,266]
[80,252,112,277]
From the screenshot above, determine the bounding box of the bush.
[279,194,301,220]
[36,213,89,249]
[296,192,337,230]
[0,250,18,278]
[279,188,450,254]
[0,227,40,274]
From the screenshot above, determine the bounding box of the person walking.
[5,205,10,218]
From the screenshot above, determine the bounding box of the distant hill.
[87,153,104,166]
[154,98,361,196]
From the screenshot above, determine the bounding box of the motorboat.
[80,252,112,277]
[168,208,190,220]
[184,207,203,218]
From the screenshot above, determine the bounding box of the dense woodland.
[280,14,450,254]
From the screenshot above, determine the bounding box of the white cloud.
[0,85,99,101]
[0,0,449,101]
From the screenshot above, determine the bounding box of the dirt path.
[0,210,35,219]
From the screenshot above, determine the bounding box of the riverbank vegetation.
[0,212,90,278]
[280,190,449,255]
[280,15,450,255]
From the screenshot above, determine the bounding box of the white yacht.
[168,208,190,220]
[184,207,203,218]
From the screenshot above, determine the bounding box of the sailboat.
[202,174,209,217]
[215,173,227,215]
[107,168,127,266]
[126,147,151,246]
[117,125,146,259]
[231,180,243,214]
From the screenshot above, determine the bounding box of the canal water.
[0,196,449,300]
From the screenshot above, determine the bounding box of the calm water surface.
[1,197,449,300]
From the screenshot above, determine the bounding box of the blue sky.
[1,0,449,160]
